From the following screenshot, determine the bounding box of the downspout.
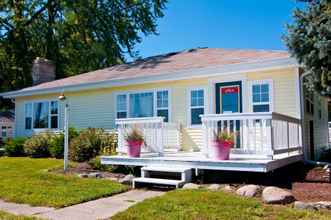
[299,70,331,166]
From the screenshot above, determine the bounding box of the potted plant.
[211,130,234,160]
[125,128,144,157]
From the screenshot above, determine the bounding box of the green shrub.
[24,133,51,158]
[69,128,117,162]
[49,133,64,159]
[88,156,112,171]
[4,137,27,156]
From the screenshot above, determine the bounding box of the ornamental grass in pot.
[125,128,144,157]
[211,130,234,160]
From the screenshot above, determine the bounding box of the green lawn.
[113,190,331,220]
[0,157,127,208]
[0,211,40,220]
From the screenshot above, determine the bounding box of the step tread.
[133,177,184,185]
[141,166,192,173]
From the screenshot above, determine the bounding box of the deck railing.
[116,117,180,155]
[201,112,302,159]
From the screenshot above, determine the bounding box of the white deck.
[101,151,303,173]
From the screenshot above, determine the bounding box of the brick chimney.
[32,57,55,85]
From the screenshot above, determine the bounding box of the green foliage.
[49,133,64,159]
[0,157,127,207]
[284,0,331,96]
[69,128,117,162]
[125,127,144,142]
[0,210,39,220]
[24,133,51,158]
[4,137,27,157]
[0,0,167,109]
[88,156,112,171]
[214,130,235,143]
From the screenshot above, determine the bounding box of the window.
[252,82,271,112]
[25,103,32,130]
[25,100,59,130]
[50,101,59,129]
[116,94,127,118]
[129,92,154,118]
[116,90,170,121]
[190,89,205,125]
[1,126,7,137]
[157,91,169,122]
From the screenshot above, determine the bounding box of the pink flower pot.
[211,140,233,160]
[127,140,143,157]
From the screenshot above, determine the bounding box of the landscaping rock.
[221,184,234,192]
[314,201,331,210]
[77,173,88,178]
[88,172,103,178]
[294,201,317,211]
[207,184,221,191]
[182,183,200,189]
[119,174,135,185]
[236,185,261,198]
[262,186,295,204]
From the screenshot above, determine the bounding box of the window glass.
[157,91,168,108]
[252,83,270,113]
[25,103,33,130]
[50,101,59,129]
[129,92,154,118]
[1,126,7,137]
[33,102,49,128]
[190,89,204,125]
[50,101,58,114]
[116,94,127,119]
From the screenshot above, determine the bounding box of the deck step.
[133,177,184,188]
[141,166,192,173]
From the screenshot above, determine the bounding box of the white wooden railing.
[201,112,302,159]
[116,117,180,155]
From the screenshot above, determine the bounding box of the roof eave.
[1,57,298,99]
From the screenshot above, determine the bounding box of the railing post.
[269,119,274,159]
[287,121,290,156]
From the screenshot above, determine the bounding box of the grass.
[113,189,331,220]
[0,157,127,208]
[0,211,40,220]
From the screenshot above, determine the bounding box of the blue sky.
[135,0,305,59]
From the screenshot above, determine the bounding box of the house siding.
[14,67,305,152]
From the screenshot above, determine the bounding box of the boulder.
[182,183,200,189]
[294,201,317,211]
[262,187,295,204]
[88,172,103,178]
[221,184,234,192]
[236,185,261,198]
[207,184,221,191]
[77,173,88,178]
[314,201,331,210]
[119,174,135,185]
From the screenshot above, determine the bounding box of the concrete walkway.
[37,190,165,220]
[0,200,54,216]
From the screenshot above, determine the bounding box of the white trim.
[248,79,274,112]
[114,88,171,122]
[1,57,297,98]
[24,99,60,130]
[294,67,301,118]
[187,87,207,128]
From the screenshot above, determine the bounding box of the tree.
[284,0,331,96]
[0,0,167,109]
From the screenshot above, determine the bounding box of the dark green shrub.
[49,133,64,159]
[4,137,27,156]
[24,133,51,158]
[69,128,117,162]
[88,156,112,171]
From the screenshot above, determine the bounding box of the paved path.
[37,190,165,220]
[0,200,54,216]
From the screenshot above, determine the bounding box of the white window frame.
[114,88,171,122]
[187,87,207,127]
[249,79,273,113]
[24,103,33,130]
[24,100,60,130]
[1,126,7,138]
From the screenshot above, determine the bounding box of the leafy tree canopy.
[284,0,331,96]
[0,0,167,109]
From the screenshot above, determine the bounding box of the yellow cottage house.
[1,48,329,187]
